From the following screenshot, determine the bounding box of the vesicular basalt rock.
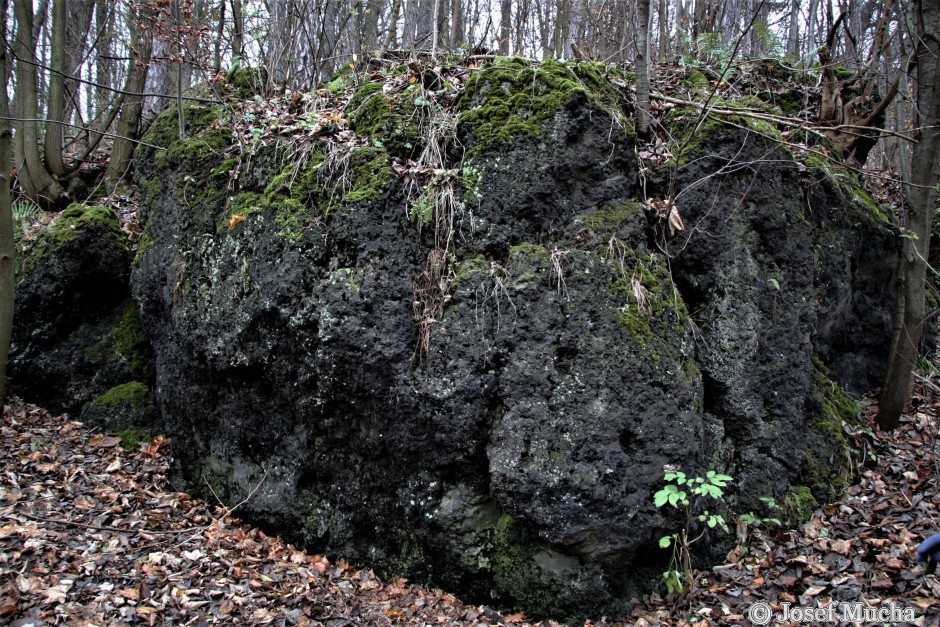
[128,58,898,619]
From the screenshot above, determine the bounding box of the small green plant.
[654,469,732,595]
[12,199,41,241]
[739,496,782,527]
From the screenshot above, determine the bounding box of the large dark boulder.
[10,204,157,438]
[129,59,899,619]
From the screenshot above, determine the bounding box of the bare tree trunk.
[514,0,529,55]
[806,0,818,55]
[403,0,417,49]
[0,0,15,402]
[12,0,65,204]
[267,0,289,87]
[45,0,68,178]
[94,0,114,114]
[676,0,690,54]
[450,0,465,47]
[554,0,570,57]
[432,0,440,54]
[383,0,402,52]
[657,0,667,60]
[143,35,169,118]
[500,0,511,53]
[103,5,154,188]
[635,0,651,140]
[65,0,96,119]
[363,0,382,55]
[232,0,244,60]
[878,0,940,429]
[787,0,801,57]
[416,0,433,48]
[213,0,225,70]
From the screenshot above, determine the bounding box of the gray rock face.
[662,126,899,505]
[127,61,897,619]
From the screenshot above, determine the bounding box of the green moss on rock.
[92,381,152,412]
[800,360,855,502]
[783,485,818,526]
[341,146,393,205]
[346,81,421,158]
[484,515,558,610]
[21,204,127,277]
[223,66,266,99]
[457,58,633,156]
[117,426,153,450]
[111,304,154,377]
[610,255,690,347]
[51,204,125,249]
[800,153,892,223]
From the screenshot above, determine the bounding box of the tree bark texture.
[103,6,154,188]
[878,0,940,429]
[0,0,14,403]
[13,0,65,204]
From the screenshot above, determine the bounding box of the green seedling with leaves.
[739,496,782,527]
[653,469,732,596]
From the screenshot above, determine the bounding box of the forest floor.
[1,375,939,627]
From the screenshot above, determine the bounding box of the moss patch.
[783,485,818,526]
[92,381,152,412]
[111,304,154,378]
[116,426,153,450]
[341,146,393,205]
[800,359,855,502]
[800,153,891,223]
[48,204,124,249]
[610,255,691,348]
[346,81,421,158]
[20,204,127,277]
[456,58,633,156]
[578,202,643,233]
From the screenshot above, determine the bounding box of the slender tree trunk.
[806,0,818,56]
[94,0,113,114]
[787,0,801,57]
[13,0,65,203]
[450,0,464,47]
[554,0,570,57]
[103,6,154,188]
[657,0,667,60]
[64,0,96,127]
[432,0,440,54]
[267,0,289,87]
[45,0,68,178]
[232,0,244,60]
[514,0,529,55]
[415,0,432,48]
[213,0,225,70]
[0,0,14,403]
[635,0,651,140]
[403,0,417,49]
[383,0,402,52]
[878,0,940,429]
[500,0,511,53]
[364,0,382,55]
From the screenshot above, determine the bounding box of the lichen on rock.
[119,57,900,620]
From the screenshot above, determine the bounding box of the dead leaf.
[89,435,121,448]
